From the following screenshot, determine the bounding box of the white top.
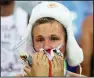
[1,7,28,76]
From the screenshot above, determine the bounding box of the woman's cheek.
[52,40,63,48]
[34,42,43,51]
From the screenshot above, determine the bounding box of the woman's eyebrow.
[36,35,60,38]
[50,34,59,37]
[36,35,43,38]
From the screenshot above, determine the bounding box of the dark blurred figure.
[1,0,14,16]
[78,14,93,76]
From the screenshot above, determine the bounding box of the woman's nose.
[43,40,52,50]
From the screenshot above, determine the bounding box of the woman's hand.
[23,51,64,77]
[23,51,49,76]
[51,53,64,76]
[31,51,49,76]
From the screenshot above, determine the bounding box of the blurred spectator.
[78,14,93,76]
[1,0,28,76]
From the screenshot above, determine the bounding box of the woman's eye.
[50,37,60,41]
[36,38,44,42]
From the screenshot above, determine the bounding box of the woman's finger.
[32,52,38,63]
[24,67,32,76]
[42,53,47,61]
[54,52,64,67]
[52,56,57,68]
[60,56,64,69]
[45,55,48,63]
[37,51,44,60]
[53,53,59,67]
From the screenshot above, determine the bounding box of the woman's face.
[33,21,66,54]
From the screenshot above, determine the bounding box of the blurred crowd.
[1,0,93,77]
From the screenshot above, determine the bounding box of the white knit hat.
[14,1,83,66]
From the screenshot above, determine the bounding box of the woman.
[15,1,84,77]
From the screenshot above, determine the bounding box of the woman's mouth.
[46,49,52,54]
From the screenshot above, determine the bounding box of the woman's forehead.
[33,22,65,37]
